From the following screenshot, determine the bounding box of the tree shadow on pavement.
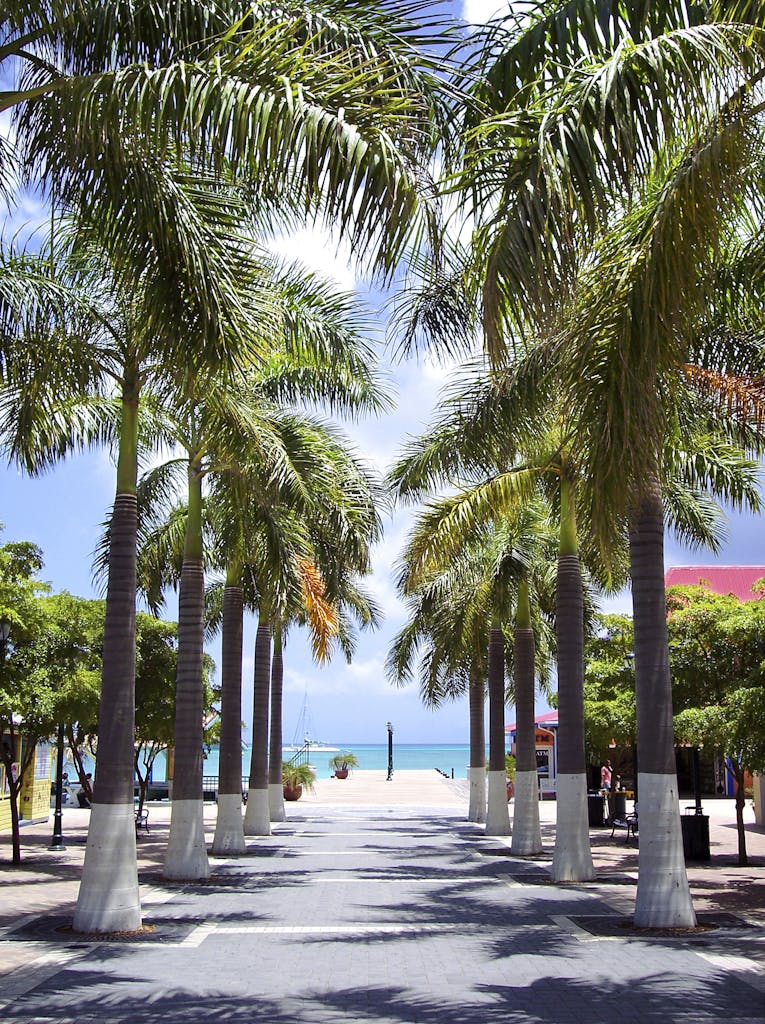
[310,966,764,1024]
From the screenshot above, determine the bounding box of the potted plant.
[328,751,359,779]
[282,762,316,801]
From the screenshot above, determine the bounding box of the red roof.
[664,566,765,603]
[505,710,558,734]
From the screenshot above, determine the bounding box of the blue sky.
[2,1,763,747]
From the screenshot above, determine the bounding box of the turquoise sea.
[158,744,483,782]
[77,744,486,783]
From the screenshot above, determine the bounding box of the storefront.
[505,711,559,798]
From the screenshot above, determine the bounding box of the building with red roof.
[664,566,765,602]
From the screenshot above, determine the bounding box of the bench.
[135,809,150,835]
[610,812,638,843]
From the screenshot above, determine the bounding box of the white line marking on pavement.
[696,952,765,993]
[308,877,362,882]
[215,923,458,935]
[289,850,379,856]
[179,922,218,947]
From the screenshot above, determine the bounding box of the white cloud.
[269,226,358,292]
[0,189,49,249]
[462,0,508,25]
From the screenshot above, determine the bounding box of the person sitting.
[77,772,93,808]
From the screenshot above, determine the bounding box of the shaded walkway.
[1,798,764,1024]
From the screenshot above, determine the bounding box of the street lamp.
[49,721,66,851]
[386,721,393,781]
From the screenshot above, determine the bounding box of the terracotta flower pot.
[334,769,349,780]
[283,783,303,801]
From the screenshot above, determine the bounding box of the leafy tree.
[583,615,637,766]
[0,538,49,864]
[669,585,765,865]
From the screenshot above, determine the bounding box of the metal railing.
[202,775,249,798]
[285,742,311,768]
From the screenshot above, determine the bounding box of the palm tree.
[269,563,382,824]
[213,563,247,853]
[388,353,599,867]
[441,0,765,927]
[387,554,490,822]
[393,493,555,840]
[4,0,451,932]
[0,180,266,922]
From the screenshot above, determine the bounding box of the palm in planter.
[329,752,359,779]
[282,762,316,802]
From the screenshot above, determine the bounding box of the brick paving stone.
[1,783,763,1023]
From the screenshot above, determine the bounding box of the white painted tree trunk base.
[211,793,246,856]
[243,787,271,835]
[511,770,542,855]
[164,799,211,880]
[551,773,595,881]
[467,766,487,823]
[73,803,141,934]
[485,770,511,835]
[268,783,286,822]
[634,772,696,928]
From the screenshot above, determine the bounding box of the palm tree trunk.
[244,613,271,835]
[552,478,594,881]
[212,573,246,855]
[268,626,286,822]
[511,578,542,855]
[74,372,141,932]
[630,480,695,927]
[164,458,210,880]
[0,726,22,865]
[485,623,511,835]
[467,672,486,823]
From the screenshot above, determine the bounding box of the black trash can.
[588,793,605,827]
[681,813,710,861]
[614,792,627,819]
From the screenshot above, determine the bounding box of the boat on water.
[284,690,338,753]
[283,736,339,753]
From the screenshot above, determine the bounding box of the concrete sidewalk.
[0,772,763,1024]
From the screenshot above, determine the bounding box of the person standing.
[601,759,613,791]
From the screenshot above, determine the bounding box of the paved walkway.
[1,773,764,1024]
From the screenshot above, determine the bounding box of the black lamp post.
[386,721,393,781]
[49,721,66,850]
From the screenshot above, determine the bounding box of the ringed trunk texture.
[467,674,486,823]
[485,626,510,835]
[74,400,141,933]
[164,557,209,879]
[630,486,695,928]
[268,629,286,823]
[511,623,542,856]
[244,618,271,836]
[212,583,246,856]
[551,548,594,881]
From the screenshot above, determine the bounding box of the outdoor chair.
[135,809,150,835]
[610,808,638,843]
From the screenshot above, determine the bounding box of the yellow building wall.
[0,760,10,830]
[0,737,53,830]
